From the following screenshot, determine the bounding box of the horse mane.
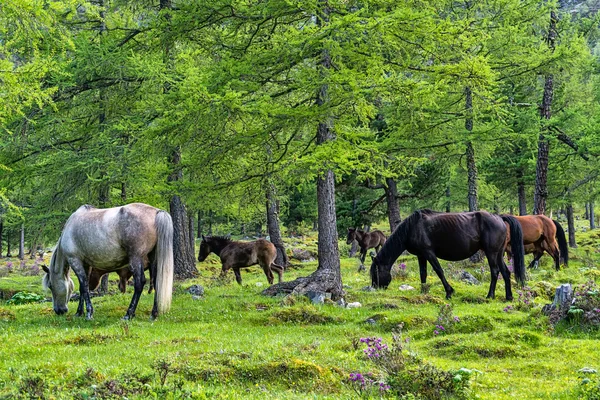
[205,235,233,245]
[376,210,423,265]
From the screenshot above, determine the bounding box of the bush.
[7,291,45,305]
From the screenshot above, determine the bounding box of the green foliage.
[6,291,45,305]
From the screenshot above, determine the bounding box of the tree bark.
[169,149,197,280]
[264,0,342,299]
[590,201,596,230]
[533,11,557,216]
[266,185,289,266]
[0,220,3,259]
[584,203,589,220]
[385,177,401,232]
[566,203,576,247]
[465,86,478,212]
[99,274,109,294]
[18,224,25,260]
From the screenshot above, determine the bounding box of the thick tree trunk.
[264,0,342,299]
[567,203,576,247]
[534,12,557,216]
[584,203,589,220]
[590,201,595,230]
[385,177,401,232]
[266,186,288,266]
[18,224,24,260]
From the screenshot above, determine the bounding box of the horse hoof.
[122,314,134,320]
[86,315,93,321]
[75,312,83,318]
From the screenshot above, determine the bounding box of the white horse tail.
[154,210,174,315]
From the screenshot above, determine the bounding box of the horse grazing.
[503,214,569,271]
[42,203,173,320]
[198,235,284,285]
[346,228,387,271]
[370,209,526,300]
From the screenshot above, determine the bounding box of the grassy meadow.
[1,226,600,399]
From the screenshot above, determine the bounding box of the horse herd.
[41,203,568,320]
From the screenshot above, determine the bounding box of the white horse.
[42,203,174,320]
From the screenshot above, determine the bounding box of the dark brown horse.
[371,209,526,300]
[42,203,173,320]
[198,236,284,285]
[346,228,386,271]
[503,215,568,270]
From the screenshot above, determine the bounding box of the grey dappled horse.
[42,203,174,320]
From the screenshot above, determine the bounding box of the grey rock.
[579,367,598,374]
[399,284,415,291]
[191,295,203,301]
[306,290,325,304]
[187,285,205,297]
[365,318,377,325]
[346,302,362,309]
[361,286,375,292]
[291,248,316,262]
[459,271,480,285]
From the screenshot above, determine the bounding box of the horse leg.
[260,263,274,285]
[541,240,561,271]
[528,251,543,270]
[486,260,499,300]
[358,248,366,272]
[495,253,513,301]
[233,268,243,285]
[271,263,284,283]
[417,255,428,293]
[425,254,454,299]
[123,257,146,320]
[69,257,94,320]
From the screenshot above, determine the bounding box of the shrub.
[7,291,45,305]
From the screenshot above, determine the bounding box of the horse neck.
[355,230,366,243]
[209,238,232,256]
[377,217,414,265]
[50,238,67,275]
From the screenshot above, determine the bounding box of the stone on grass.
[346,302,362,309]
[399,284,415,291]
[291,248,316,262]
[365,318,377,325]
[255,282,264,287]
[336,298,346,308]
[187,285,204,297]
[306,291,326,304]
[579,367,598,374]
[458,271,480,285]
[191,295,203,301]
[361,286,375,292]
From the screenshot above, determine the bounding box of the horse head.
[370,255,392,289]
[198,235,212,262]
[41,262,74,315]
[346,227,356,244]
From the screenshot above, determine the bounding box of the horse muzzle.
[54,306,68,315]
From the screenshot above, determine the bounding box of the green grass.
[0,233,599,399]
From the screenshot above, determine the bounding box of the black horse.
[370,209,526,300]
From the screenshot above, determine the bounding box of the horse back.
[514,215,548,243]
[61,203,160,268]
[220,239,276,267]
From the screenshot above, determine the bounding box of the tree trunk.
[6,230,11,257]
[263,0,342,299]
[266,185,289,266]
[385,177,401,232]
[0,220,3,259]
[566,203,576,247]
[188,212,195,256]
[533,12,557,216]
[18,224,25,260]
[99,274,109,294]
[590,201,596,230]
[445,185,451,212]
[169,149,197,279]
[197,211,203,238]
[465,87,478,212]
[584,203,589,220]
[517,168,527,215]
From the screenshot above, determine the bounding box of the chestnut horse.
[42,203,173,320]
[503,214,568,270]
[198,236,284,285]
[346,228,386,271]
[371,209,526,300]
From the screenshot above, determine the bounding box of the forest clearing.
[3,0,600,399]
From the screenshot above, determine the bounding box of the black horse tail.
[553,220,569,267]
[501,215,526,286]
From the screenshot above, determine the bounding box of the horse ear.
[42,265,49,274]
[202,235,205,240]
